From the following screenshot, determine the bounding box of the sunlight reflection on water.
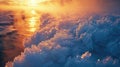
[14,9,40,36]
[27,10,40,32]
[0,10,41,66]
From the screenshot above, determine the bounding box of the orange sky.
[0,0,120,15]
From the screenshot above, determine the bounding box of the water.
[0,10,40,67]
[0,32,24,67]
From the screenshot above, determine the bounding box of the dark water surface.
[0,32,25,67]
[0,10,39,67]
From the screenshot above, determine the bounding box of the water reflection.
[14,10,40,36]
[28,17,38,32]
[0,10,40,67]
[27,10,40,32]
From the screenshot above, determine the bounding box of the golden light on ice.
[81,51,91,59]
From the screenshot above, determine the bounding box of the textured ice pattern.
[5,14,120,67]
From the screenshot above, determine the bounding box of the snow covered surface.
[4,0,120,67]
[5,13,120,67]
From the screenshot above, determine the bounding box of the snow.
[5,13,120,67]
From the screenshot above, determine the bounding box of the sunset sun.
[27,0,38,6]
[26,0,50,6]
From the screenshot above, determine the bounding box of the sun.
[27,0,38,6]
[26,0,50,6]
